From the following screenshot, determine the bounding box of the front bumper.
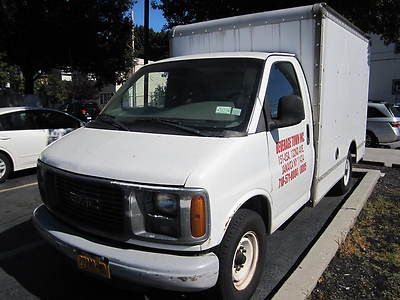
[32,204,219,292]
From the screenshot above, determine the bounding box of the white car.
[0,107,82,182]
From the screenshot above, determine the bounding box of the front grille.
[41,165,126,236]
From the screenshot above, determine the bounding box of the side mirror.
[270,95,305,129]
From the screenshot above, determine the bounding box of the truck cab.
[34,52,314,297]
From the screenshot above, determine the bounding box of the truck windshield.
[95,58,264,136]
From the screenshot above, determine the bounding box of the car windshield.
[94,58,264,136]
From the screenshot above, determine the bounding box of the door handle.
[306,124,310,145]
[0,137,11,140]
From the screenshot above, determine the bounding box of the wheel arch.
[240,195,272,234]
[222,193,273,239]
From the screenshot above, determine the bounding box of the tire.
[0,153,12,183]
[334,151,353,195]
[215,209,266,300]
[365,131,378,148]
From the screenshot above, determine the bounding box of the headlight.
[123,185,210,245]
[153,193,179,216]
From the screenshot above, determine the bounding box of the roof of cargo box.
[171,3,367,41]
[151,52,294,65]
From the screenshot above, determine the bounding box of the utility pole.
[131,10,135,73]
[144,0,149,65]
[131,9,136,106]
[144,0,149,107]
[131,8,135,57]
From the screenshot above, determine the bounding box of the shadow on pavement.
[7,168,37,180]
[0,221,153,299]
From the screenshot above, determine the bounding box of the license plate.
[76,252,111,279]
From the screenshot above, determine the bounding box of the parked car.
[366,101,400,148]
[0,107,83,182]
[60,101,100,122]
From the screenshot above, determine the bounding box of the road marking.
[0,182,38,193]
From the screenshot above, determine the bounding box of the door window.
[367,107,386,118]
[265,62,302,121]
[0,111,39,130]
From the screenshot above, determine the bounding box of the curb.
[362,148,400,168]
[272,168,381,300]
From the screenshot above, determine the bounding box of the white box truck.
[33,3,369,299]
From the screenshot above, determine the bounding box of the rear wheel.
[215,209,266,300]
[334,151,353,195]
[0,153,12,183]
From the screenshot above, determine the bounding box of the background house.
[369,34,400,104]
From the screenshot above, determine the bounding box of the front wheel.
[215,209,266,300]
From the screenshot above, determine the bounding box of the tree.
[154,0,400,44]
[133,25,169,61]
[0,52,23,93]
[34,71,101,107]
[35,74,73,107]
[0,0,134,95]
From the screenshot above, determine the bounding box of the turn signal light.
[190,195,206,237]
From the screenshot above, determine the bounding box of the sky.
[132,0,167,32]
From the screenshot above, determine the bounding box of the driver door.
[264,56,314,227]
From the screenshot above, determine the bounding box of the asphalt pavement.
[0,168,361,300]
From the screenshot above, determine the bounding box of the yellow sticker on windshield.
[215,106,232,114]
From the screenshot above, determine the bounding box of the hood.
[40,127,234,186]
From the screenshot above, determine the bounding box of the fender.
[215,188,273,247]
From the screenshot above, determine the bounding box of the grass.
[311,166,400,299]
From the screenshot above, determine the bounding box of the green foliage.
[154,0,400,44]
[0,52,23,93]
[34,72,100,107]
[150,84,166,106]
[133,25,169,61]
[0,0,134,94]
[35,74,72,107]
[70,74,99,102]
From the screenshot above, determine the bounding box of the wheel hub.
[343,157,350,186]
[0,158,6,178]
[234,246,247,270]
[232,231,259,290]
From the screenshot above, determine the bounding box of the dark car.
[61,101,100,122]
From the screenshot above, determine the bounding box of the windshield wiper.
[96,114,131,131]
[144,118,207,137]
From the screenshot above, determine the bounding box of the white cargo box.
[170,3,370,204]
